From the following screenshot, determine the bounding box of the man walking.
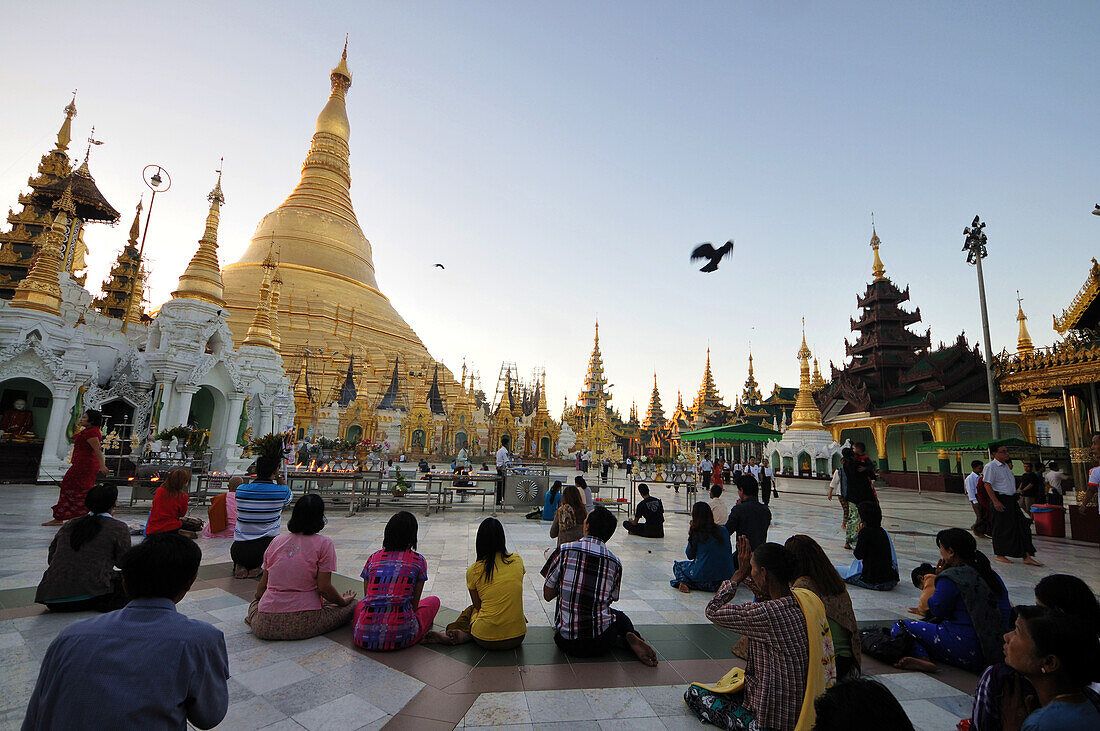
[983,444,1041,565]
[963,459,990,539]
[699,454,713,496]
[495,434,512,508]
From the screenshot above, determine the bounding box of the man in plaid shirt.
[541,506,658,665]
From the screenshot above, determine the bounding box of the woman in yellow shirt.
[423,517,526,650]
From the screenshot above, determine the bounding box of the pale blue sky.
[2,1,1097,415]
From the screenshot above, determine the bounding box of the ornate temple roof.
[32,159,120,223]
[642,373,666,432]
[1053,258,1100,334]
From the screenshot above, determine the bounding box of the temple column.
[258,404,274,437]
[171,384,199,428]
[872,420,889,471]
[1063,390,1091,502]
[39,383,78,477]
[224,394,246,446]
[932,415,950,473]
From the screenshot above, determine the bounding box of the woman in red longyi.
[44,409,108,526]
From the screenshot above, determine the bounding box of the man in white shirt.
[963,459,989,539]
[457,445,470,469]
[699,456,713,494]
[983,444,1041,566]
[495,435,512,507]
[707,485,731,524]
[745,457,763,483]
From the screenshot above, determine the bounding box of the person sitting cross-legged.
[670,501,734,593]
[842,501,899,591]
[23,534,229,730]
[35,483,131,613]
[232,454,293,578]
[623,483,664,537]
[423,517,527,650]
[685,536,836,731]
[246,494,357,641]
[541,505,658,665]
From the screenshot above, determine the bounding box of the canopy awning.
[680,423,782,443]
[914,437,1046,453]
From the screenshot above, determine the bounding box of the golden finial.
[1016,289,1034,356]
[870,219,886,282]
[55,91,77,153]
[788,317,825,430]
[127,197,143,245]
[242,263,275,349]
[82,125,104,167]
[331,36,353,89]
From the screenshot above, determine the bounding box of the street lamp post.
[122,164,172,334]
[962,215,1001,439]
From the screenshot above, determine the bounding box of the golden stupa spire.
[811,357,825,392]
[265,244,282,351]
[55,91,77,153]
[870,222,886,282]
[128,197,143,245]
[242,257,275,349]
[788,317,826,431]
[294,357,311,401]
[10,185,74,315]
[1016,290,1034,356]
[172,166,226,306]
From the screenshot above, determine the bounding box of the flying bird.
[434,263,445,270]
[690,240,734,273]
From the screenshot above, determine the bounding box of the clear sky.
[2,1,1097,417]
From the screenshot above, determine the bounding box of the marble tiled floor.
[1,476,1097,730]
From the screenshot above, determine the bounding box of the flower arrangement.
[248,432,291,460]
[155,425,210,453]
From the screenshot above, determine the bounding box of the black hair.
[574,475,588,489]
[1034,574,1100,634]
[936,527,1004,597]
[752,542,797,584]
[911,562,936,589]
[735,474,758,499]
[255,454,281,481]
[383,511,418,551]
[857,500,882,528]
[549,480,562,498]
[69,484,119,551]
[121,533,201,599]
[853,441,866,452]
[638,483,650,496]
[1014,605,1100,688]
[475,517,513,583]
[84,409,103,427]
[784,534,846,596]
[287,494,326,535]
[971,460,984,470]
[710,485,723,498]
[500,434,510,447]
[690,501,721,544]
[841,447,854,460]
[585,505,616,542]
[812,677,915,731]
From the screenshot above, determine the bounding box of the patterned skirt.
[684,686,763,731]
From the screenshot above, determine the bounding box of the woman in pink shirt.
[246,494,357,640]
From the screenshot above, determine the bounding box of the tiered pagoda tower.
[839,227,931,407]
[642,374,666,432]
[741,352,763,405]
[92,200,146,322]
[577,321,610,411]
[691,349,728,426]
[0,95,119,297]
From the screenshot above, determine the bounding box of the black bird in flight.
[434,263,445,270]
[690,240,734,273]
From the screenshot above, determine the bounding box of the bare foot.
[421,630,453,645]
[1023,556,1043,566]
[894,656,938,673]
[995,556,1013,564]
[843,543,852,550]
[234,565,248,579]
[625,632,658,666]
[678,583,691,594]
[41,520,63,526]
[245,568,263,579]
[180,530,198,539]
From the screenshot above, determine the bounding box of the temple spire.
[870,224,886,282]
[241,256,275,349]
[55,92,77,153]
[741,350,763,405]
[10,185,73,315]
[1016,290,1034,356]
[788,318,826,430]
[643,373,666,431]
[172,167,226,306]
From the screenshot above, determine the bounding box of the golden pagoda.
[9,185,74,315]
[1015,292,1034,356]
[642,374,666,431]
[172,171,225,306]
[691,348,727,425]
[788,319,826,431]
[221,44,443,401]
[741,352,764,404]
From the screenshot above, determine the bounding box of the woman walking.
[44,409,107,526]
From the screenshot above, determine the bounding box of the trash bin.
[1031,504,1066,538]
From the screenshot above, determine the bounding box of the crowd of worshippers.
[22,436,1100,731]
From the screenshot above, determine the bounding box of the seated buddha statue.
[0,399,35,439]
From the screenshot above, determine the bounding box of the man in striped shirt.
[231,454,292,578]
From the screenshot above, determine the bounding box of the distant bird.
[690,240,734,273]
[434,263,445,270]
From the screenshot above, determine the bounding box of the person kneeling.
[842,501,899,591]
[670,501,733,593]
[542,506,658,665]
[424,517,526,650]
[246,495,357,641]
[623,483,664,537]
